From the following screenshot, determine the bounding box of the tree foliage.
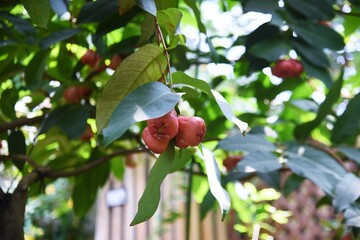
[1,0,360,239]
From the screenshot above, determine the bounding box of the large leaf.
[39,28,81,49]
[24,49,51,90]
[290,21,345,50]
[131,146,175,225]
[284,0,334,20]
[291,38,330,68]
[332,92,360,143]
[286,145,346,196]
[344,205,360,227]
[183,0,206,33]
[136,0,157,16]
[294,73,343,140]
[338,146,360,165]
[233,151,281,173]
[96,44,167,133]
[172,72,248,134]
[217,133,276,152]
[301,57,333,88]
[243,0,280,14]
[201,148,231,220]
[102,82,180,146]
[76,0,118,24]
[333,173,360,211]
[248,38,290,62]
[0,88,18,120]
[22,0,52,28]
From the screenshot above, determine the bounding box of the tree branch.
[0,116,44,133]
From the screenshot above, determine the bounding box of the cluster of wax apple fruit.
[142,110,206,154]
[271,58,303,78]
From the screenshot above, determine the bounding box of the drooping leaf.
[102,82,180,146]
[284,0,334,20]
[156,8,185,49]
[136,0,157,16]
[338,146,360,165]
[8,130,27,171]
[39,28,81,49]
[24,49,51,90]
[183,0,206,33]
[291,38,330,68]
[332,92,360,143]
[200,190,216,220]
[333,173,360,211]
[217,134,276,152]
[301,57,333,88]
[76,0,118,24]
[248,38,290,62]
[131,146,175,225]
[233,151,281,173]
[290,21,345,50]
[0,88,18,120]
[172,72,248,134]
[169,148,193,173]
[96,44,167,133]
[285,145,346,196]
[22,0,52,28]
[201,148,231,220]
[294,72,343,140]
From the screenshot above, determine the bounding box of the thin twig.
[0,116,44,133]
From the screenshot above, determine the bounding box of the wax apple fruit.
[223,155,243,172]
[108,54,123,70]
[174,116,206,148]
[63,85,92,103]
[147,109,179,141]
[81,49,101,68]
[271,59,303,78]
[142,127,169,154]
[81,124,94,141]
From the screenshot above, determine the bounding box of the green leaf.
[282,174,304,196]
[110,156,125,180]
[217,134,276,152]
[291,38,330,68]
[294,72,343,140]
[201,148,230,221]
[183,0,206,33]
[76,0,118,24]
[332,92,360,143]
[200,190,216,220]
[102,82,180,146]
[130,146,175,225]
[172,72,248,134]
[248,38,290,62]
[73,151,110,218]
[169,148,192,173]
[286,146,346,196]
[0,88,18,120]
[21,0,52,28]
[8,130,27,171]
[290,21,345,50]
[344,15,360,36]
[301,57,333,88]
[337,147,360,165]
[24,49,51,90]
[234,151,281,173]
[96,44,167,133]
[333,173,360,211]
[156,8,185,49]
[39,28,81,49]
[50,0,68,16]
[243,0,280,14]
[136,0,157,16]
[284,0,334,20]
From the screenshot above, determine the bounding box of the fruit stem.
[154,16,173,88]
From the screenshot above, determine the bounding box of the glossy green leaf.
[333,173,360,211]
[294,72,343,140]
[290,21,345,50]
[184,0,206,33]
[291,38,330,68]
[77,0,118,24]
[301,57,333,88]
[136,0,157,16]
[284,0,334,20]
[40,29,81,49]
[0,88,18,120]
[172,72,248,134]
[337,147,360,165]
[243,0,280,14]
[217,134,276,152]
[131,146,175,225]
[282,174,304,196]
[344,15,360,36]
[201,148,230,220]
[96,44,167,133]
[8,130,27,171]
[22,0,52,28]
[102,82,180,146]
[169,148,193,173]
[234,151,281,173]
[110,156,125,181]
[200,190,216,220]
[248,38,290,62]
[157,8,185,49]
[24,49,51,90]
[286,146,346,196]
[332,92,360,143]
